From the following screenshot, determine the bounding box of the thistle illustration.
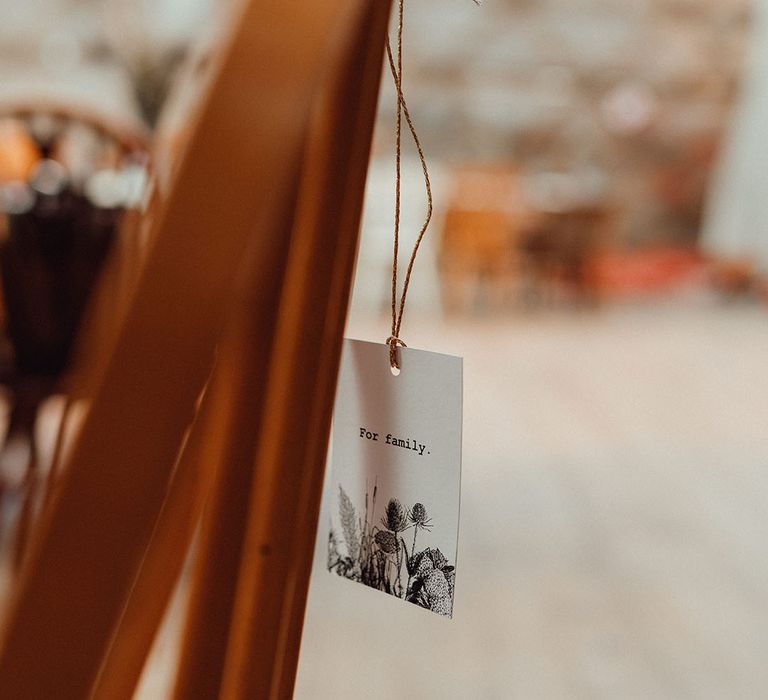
[329,482,455,616]
[409,502,432,530]
[381,498,408,533]
[381,498,410,595]
[404,501,433,592]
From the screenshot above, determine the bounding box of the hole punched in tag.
[386,336,406,375]
[385,0,432,373]
[387,341,403,374]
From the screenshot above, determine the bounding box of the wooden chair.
[0,1,391,698]
[439,166,527,313]
[0,106,149,571]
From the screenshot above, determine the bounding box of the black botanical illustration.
[328,481,455,617]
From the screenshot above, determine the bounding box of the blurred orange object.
[0,120,40,183]
[593,246,705,296]
[439,165,527,312]
[709,257,755,298]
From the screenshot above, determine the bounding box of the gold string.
[386,0,433,370]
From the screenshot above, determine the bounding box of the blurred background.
[0,0,766,698]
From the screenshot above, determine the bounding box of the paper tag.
[326,338,462,617]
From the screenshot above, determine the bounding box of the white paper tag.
[326,338,462,617]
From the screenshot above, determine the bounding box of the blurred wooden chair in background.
[438,164,613,312]
[0,107,149,569]
[439,165,527,313]
[520,205,615,307]
[0,1,391,698]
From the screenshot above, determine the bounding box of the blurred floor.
[294,301,768,700]
[5,301,766,699]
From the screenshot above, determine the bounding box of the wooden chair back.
[0,1,391,697]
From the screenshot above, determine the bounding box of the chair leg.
[11,439,37,572]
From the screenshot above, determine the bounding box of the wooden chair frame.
[0,1,391,697]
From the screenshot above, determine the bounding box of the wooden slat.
[219,3,392,697]
[0,1,362,697]
[92,169,302,699]
[87,301,242,700]
[171,171,302,700]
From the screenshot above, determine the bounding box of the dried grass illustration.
[338,485,359,562]
[328,482,455,616]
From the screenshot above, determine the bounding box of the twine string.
[385,0,433,370]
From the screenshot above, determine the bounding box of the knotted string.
[384,0,480,370]
[385,0,433,370]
